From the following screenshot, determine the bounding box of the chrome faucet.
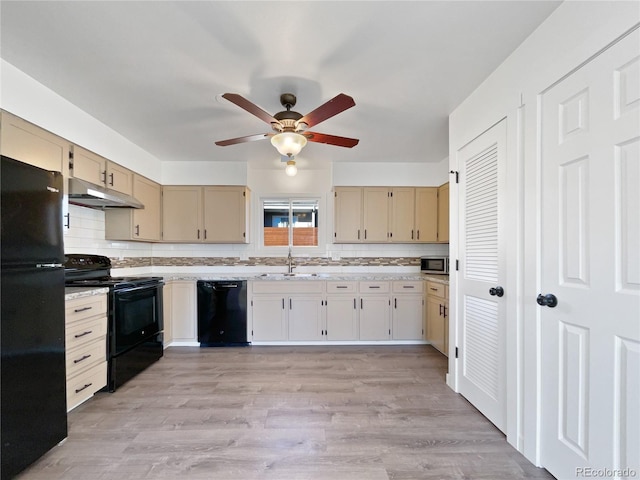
[287,248,295,273]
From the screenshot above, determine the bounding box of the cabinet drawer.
[426,281,446,298]
[326,281,357,293]
[65,316,107,350]
[65,295,107,324]
[66,338,106,379]
[392,281,424,293]
[67,361,107,411]
[359,281,390,293]
[252,280,324,294]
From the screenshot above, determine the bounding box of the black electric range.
[64,254,164,391]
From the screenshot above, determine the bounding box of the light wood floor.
[18,346,554,479]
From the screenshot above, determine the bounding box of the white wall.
[334,157,449,186]
[448,0,640,466]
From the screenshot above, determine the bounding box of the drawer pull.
[430,287,438,291]
[75,382,93,394]
[337,286,348,289]
[74,306,93,313]
[369,286,380,289]
[403,285,415,289]
[74,330,93,338]
[73,354,92,364]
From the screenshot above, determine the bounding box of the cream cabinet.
[168,281,197,343]
[105,174,161,241]
[71,146,134,196]
[251,281,324,342]
[391,281,424,340]
[162,282,173,346]
[415,187,438,242]
[162,185,250,243]
[426,281,449,355]
[437,182,450,243]
[0,111,70,177]
[325,281,359,341]
[358,281,391,340]
[65,293,108,411]
[333,187,363,242]
[333,185,441,244]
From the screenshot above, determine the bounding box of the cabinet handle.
[282,298,285,309]
[411,230,414,240]
[360,298,363,309]
[197,229,200,239]
[430,287,438,292]
[417,230,420,240]
[357,229,360,240]
[364,229,367,240]
[74,306,92,313]
[73,354,91,364]
[101,171,107,184]
[74,330,93,338]
[403,285,414,289]
[75,382,93,394]
[443,305,448,318]
[135,224,140,236]
[64,213,70,229]
[394,298,397,308]
[109,172,114,186]
[439,304,443,316]
[354,298,356,309]
[337,285,348,289]
[369,286,380,289]
[204,229,207,240]
[290,298,292,309]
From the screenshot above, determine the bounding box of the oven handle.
[114,282,164,295]
[212,284,239,290]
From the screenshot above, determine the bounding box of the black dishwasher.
[197,280,249,346]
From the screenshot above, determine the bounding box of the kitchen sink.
[258,273,326,278]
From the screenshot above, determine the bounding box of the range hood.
[68,177,144,209]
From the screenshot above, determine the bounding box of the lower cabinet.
[167,281,197,344]
[358,281,391,340]
[325,281,359,341]
[392,281,425,340]
[426,281,449,355]
[65,293,108,411]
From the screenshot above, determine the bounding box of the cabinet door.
[170,281,197,342]
[326,296,358,341]
[106,161,133,196]
[72,146,107,185]
[252,296,287,341]
[359,295,390,340]
[362,187,389,242]
[0,111,69,175]
[203,186,249,243]
[389,187,415,242]
[162,282,173,346]
[334,187,362,242]
[288,296,324,341]
[415,187,438,242]
[426,296,445,353]
[437,182,449,243]
[392,295,424,340]
[162,186,202,242]
[132,175,161,240]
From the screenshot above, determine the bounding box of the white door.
[540,28,640,479]
[456,119,507,432]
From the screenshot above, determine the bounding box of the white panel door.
[456,119,507,432]
[540,28,640,479]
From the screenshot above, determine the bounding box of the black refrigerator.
[1,156,67,479]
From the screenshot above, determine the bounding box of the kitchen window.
[262,198,319,248]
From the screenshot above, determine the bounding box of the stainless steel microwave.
[420,256,449,275]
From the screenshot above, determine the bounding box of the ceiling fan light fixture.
[271,132,307,157]
[285,160,297,177]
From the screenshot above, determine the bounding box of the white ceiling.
[0,1,561,166]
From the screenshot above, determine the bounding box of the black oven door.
[112,283,163,356]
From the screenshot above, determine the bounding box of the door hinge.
[449,170,459,183]
[68,151,74,170]
[334,191,337,197]
[455,347,459,358]
[456,259,459,271]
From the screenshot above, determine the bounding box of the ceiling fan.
[215,93,359,159]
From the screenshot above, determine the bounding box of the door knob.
[489,286,504,297]
[536,293,558,308]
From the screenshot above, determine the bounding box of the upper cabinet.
[333,185,448,243]
[162,185,250,243]
[0,111,70,178]
[71,146,134,196]
[105,174,162,241]
[437,182,449,243]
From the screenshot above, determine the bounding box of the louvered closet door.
[457,119,507,432]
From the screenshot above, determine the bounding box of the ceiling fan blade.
[304,131,359,148]
[215,133,272,146]
[221,93,279,125]
[297,93,356,129]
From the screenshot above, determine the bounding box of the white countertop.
[156,272,449,284]
[64,286,109,300]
